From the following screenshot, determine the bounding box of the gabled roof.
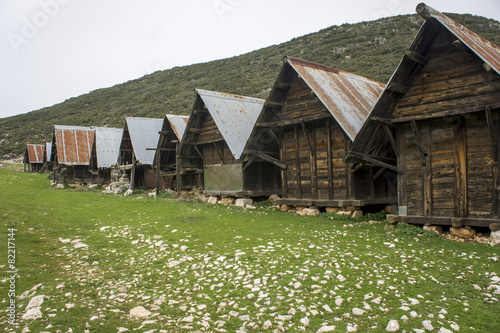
[416,3,500,75]
[165,114,189,140]
[195,89,265,160]
[53,125,94,165]
[25,144,45,163]
[125,117,164,165]
[347,3,500,163]
[285,56,385,141]
[93,127,123,168]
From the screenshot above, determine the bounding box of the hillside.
[1,13,499,156]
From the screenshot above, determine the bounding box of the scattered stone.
[317,325,336,333]
[297,207,321,216]
[352,210,363,218]
[207,196,218,205]
[268,194,281,205]
[26,295,46,310]
[422,320,433,330]
[352,308,364,315]
[490,223,500,232]
[219,197,234,205]
[181,315,194,323]
[300,317,309,326]
[114,188,123,194]
[263,320,272,329]
[386,320,399,332]
[387,215,401,224]
[346,323,358,332]
[450,227,476,239]
[322,304,333,313]
[423,225,443,234]
[22,308,42,320]
[437,328,453,333]
[235,198,253,207]
[491,231,500,245]
[325,207,341,214]
[294,282,302,289]
[123,189,133,196]
[56,184,65,189]
[129,306,151,319]
[279,205,294,212]
[239,315,250,321]
[73,242,88,249]
[88,184,98,189]
[148,191,156,198]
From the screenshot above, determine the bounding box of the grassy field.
[0,169,499,333]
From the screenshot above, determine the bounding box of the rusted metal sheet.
[26,144,45,163]
[286,57,385,141]
[196,89,265,160]
[45,142,52,162]
[166,114,189,140]
[54,125,94,165]
[125,117,164,165]
[94,127,123,168]
[417,3,500,75]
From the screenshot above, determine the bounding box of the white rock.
[410,311,418,318]
[123,189,133,196]
[335,297,344,306]
[450,324,460,331]
[235,198,253,207]
[117,328,129,333]
[263,320,272,329]
[422,320,433,330]
[400,315,408,322]
[65,303,75,309]
[352,308,364,315]
[408,297,420,305]
[337,274,346,282]
[73,242,88,249]
[437,328,453,333]
[294,282,302,289]
[56,184,65,189]
[491,230,500,245]
[239,315,250,321]
[346,323,358,332]
[207,196,218,204]
[386,320,399,332]
[317,325,336,333]
[129,306,151,319]
[22,307,42,320]
[26,295,46,310]
[300,317,309,326]
[322,304,333,313]
[181,315,194,323]
[180,245,188,252]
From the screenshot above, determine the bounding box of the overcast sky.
[1,0,499,119]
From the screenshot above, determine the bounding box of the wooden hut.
[245,56,390,209]
[347,3,500,227]
[154,114,189,191]
[51,125,94,184]
[89,127,123,185]
[177,89,281,197]
[118,117,163,190]
[24,144,45,172]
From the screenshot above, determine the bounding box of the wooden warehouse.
[154,114,189,191]
[51,125,94,184]
[118,117,163,190]
[89,127,123,185]
[24,144,45,172]
[245,56,389,208]
[347,3,500,227]
[177,89,281,197]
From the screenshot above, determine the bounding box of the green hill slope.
[1,13,499,156]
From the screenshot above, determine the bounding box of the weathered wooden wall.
[394,29,500,224]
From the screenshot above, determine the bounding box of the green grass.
[0,169,499,332]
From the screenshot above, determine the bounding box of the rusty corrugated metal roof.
[286,57,385,141]
[53,125,94,165]
[45,142,52,162]
[125,117,164,165]
[26,144,45,163]
[166,114,189,140]
[195,89,265,160]
[94,127,123,168]
[417,3,500,75]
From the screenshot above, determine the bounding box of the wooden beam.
[405,50,428,66]
[267,128,282,148]
[146,148,176,152]
[193,109,208,116]
[245,150,287,169]
[300,119,313,152]
[387,81,409,94]
[275,82,292,90]
[193,145,204,160]
[391,102,500,123]
[453,118,468,218]
[158,130,174,136]
[486,106,498,161]
[264,101,283,108]
[295,125,302,199]
[383,125,400,158]
[213,142,223,162]
[187,128,202,134]
[242,155,256,172]
[371,117,392,125]
[256,112,331,128]
[410,119,427,166]
[348,152,403,173]
[326,119,333,200]
[373,167,386,180]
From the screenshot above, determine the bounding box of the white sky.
[1,0,499,119]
